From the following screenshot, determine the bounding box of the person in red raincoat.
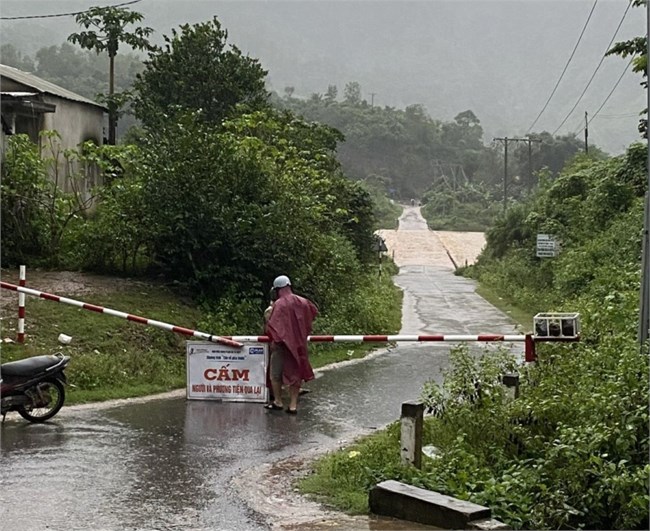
[264,275,318,414]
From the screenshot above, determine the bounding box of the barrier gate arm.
[0,281,243,349]
[224,333,579,362]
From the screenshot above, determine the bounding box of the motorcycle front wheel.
[17,379,65,423]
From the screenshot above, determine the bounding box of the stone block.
[369,480,492,529]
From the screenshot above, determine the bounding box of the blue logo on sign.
[249,347,264,355]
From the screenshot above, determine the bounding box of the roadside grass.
[297,419,446,515]
[299,424,405,514]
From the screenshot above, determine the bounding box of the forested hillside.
[278,86,602,204]
[2,36,604,226]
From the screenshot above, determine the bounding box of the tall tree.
[343,82,362,105]
[133,17,269,130]
[68,6,153,145]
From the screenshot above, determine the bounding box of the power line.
[573,56,636,135]
[526,0,599,133]
[595,112,640,118]
[552,0,632,135]
[0,0,142,20]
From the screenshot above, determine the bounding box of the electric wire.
[526,0,599,133]
[596,112,639,118]
[551,0,632,135]
[572,56,636,135]
[0,0,141,20]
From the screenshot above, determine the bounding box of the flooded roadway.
[0,207,521,530]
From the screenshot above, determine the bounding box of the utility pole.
[640,4,649,350]
[528,140,533,190]
[494,136,542,208]
[584,111,589,154]
[370,92,377,108]
[493,137,510,212]
[519,137,542,189]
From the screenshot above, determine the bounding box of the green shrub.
[1,134,51,265]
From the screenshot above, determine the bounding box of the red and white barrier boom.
[226,334,536,362]
[223,324,580,362]
[2,279,579,362]
[226,334,526,342]
[0,281,243,349]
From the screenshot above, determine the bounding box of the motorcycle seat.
[1,355,65,377]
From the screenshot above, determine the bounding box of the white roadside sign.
[186,341,268,402]
[536,234,560,258]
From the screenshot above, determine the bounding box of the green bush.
[1,134,51,265]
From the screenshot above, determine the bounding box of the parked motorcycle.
[1,353,70,423]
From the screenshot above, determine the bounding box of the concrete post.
[400,400,424,468]
[502,373,520,399]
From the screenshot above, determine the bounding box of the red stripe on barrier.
[477,334,505,341]
[18,307,25,318]
[172,326,196,336]
[127,314,148,324]
[83,303,104,313]
[41,293,60,302]
[0,282,17,291]
[418,335,445,341]
[308,336,334,342]
[363,335,389,342]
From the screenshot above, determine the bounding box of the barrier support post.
[525,334,536,362]
[17,265,26,343]
[400,400,424,469]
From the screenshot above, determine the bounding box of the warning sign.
[186,341,268,402]
[536,234,560,258]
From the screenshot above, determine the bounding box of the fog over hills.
[2,0,646,154]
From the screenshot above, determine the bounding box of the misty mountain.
[1,0,646,154]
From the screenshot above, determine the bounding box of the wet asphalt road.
[0,208,522,531]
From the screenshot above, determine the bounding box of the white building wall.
[42,96,104,149]
[40,96,105,199]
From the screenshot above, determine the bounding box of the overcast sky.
[1,0,646,154]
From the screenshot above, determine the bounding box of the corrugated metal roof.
[0,64,107,110]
